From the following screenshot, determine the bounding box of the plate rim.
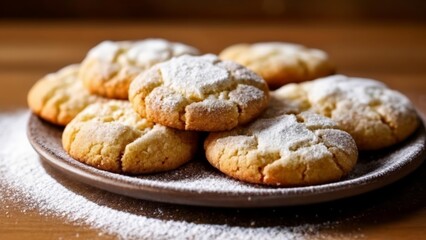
[27,113,426,207]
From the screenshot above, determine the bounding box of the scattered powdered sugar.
[27,108,424,195]
[2,111,422,239]
[0,111,324,239]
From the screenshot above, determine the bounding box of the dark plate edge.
[27,114,426,208]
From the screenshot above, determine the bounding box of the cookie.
[204,111,358,186]
[219,42,335,89]
[79,39,200,99]
[129,54,270,131]
[261,86,311,119]
[27,64,103,126]
[274,75,420,150]
[62,100,199,174]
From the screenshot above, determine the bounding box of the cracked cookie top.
[79,39,200,99]
[62,100,199,174]
[274,75,420,150]
[204,111,358,186]
[27,64,104,126]
[129,54,270,131]
[219,42,335,89]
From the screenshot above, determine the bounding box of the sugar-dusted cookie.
[204,111,358,186]
[129,54,270,131]
[27,64,103,126]
[219,42,335,89]
[261,86,311,119]
[62,100,199,174]
[79,39,200,99]
[274,75,420,150]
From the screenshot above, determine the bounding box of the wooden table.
[0,20,425,239]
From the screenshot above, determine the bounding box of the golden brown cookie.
[273,75,420,150]
[27,64,103,126]
[219,42,335,89]
[129,54,270,131]
[62,100,199,174]
[79,39,200,99]
[204,111,358,186]
[261,85,311,118]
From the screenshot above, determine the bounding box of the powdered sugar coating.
[274,75,420,150]
[129,54,270,131]
[27,64,104,126]
[219,42,335,88]
[79,39,200,99]
[62,101,199,174]
[161,55,230,98]
[88,39,199,68]
[302,75,387,105]
[87,41,123,62]
[158,54,266,99]
[205,112,358,186]
[253,113,337,153]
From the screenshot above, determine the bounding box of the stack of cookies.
[28,39,419,187]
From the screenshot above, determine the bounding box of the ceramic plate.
[27,114,425,207]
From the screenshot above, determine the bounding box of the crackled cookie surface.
[129,54,270,131]
[219,42,335,89]
[205,111,358,186]
[274,75,419,150]
[261,86,312,119]
[79,39,200,99]
[62,101,199,174]
[27,64,103,126]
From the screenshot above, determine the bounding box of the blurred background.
[0,0,425,110]
[1,0,425,22]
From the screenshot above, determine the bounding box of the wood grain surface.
[0,20,425,239]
